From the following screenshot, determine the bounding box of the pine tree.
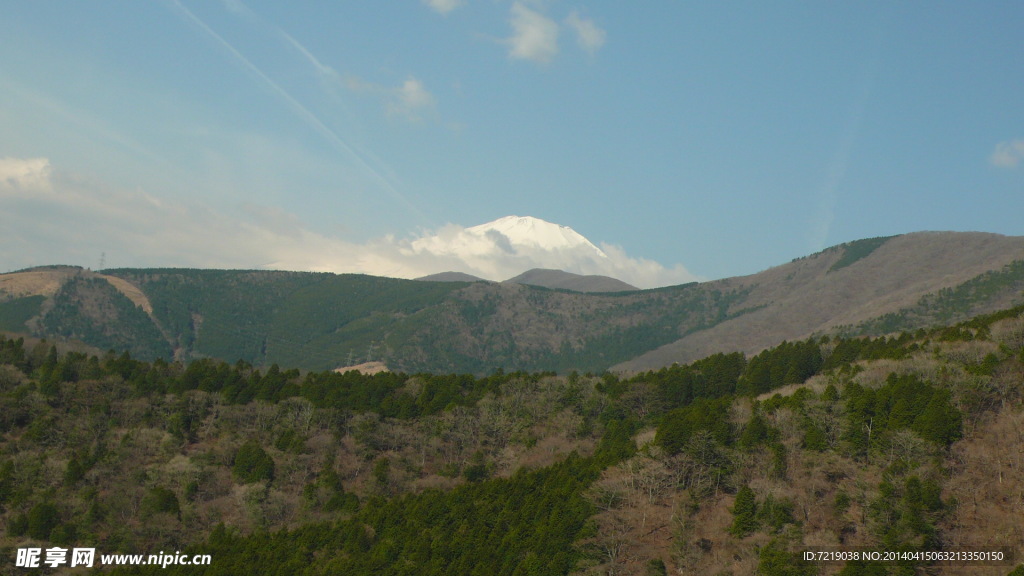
[730,484,758,537]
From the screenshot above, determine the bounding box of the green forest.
[2,304,1024,574]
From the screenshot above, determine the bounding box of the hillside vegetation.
[1,304,1024,574]
[0,268,747,374]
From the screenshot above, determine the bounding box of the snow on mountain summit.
[403,215,698,288]
[466,216,607,258]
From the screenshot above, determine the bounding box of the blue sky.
[1,1,1022,286]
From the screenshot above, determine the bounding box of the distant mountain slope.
[0,266,741,373]
[613,232,1024,371]
[503,268,638,292]
[3,231,1024,374]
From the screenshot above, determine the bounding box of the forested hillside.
[0,267,751,374]
[2,305,1024,574]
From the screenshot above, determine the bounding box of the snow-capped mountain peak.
[465,216,607,258]
[404,215,697,288]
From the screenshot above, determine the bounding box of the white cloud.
[565,11,606,55]
[990,139,1024,168]
[423,0,464,15]
[0,157,52,193]
[595,244,699,289]
[390,77,436,120]
[348,75,436,122]
[403,220,700,288]
[506,3,559,64]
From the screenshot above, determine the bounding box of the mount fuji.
[408,215,657,289]
[465,216,608,259]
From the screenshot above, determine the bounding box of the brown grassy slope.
[0,266,154,316]
[615,232,1024,372]
[0,267,79,298]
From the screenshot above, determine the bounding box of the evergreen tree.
[27,502,60,540]
[233,442,275,484]
[757,538,816,576]
[730,484,758,537]
[738,411,772,450]
[912,393,962,446]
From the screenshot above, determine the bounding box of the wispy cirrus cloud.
[218,0,344,89]
[215,0,436,124]
[990,139,1024,169]
[279,30,342,85]
[169,0,425,220]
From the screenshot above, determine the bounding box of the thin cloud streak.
[279,31,341,82]
[167,0,424,220]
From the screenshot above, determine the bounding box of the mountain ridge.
[503,268,638,292]
[416,268,638,293]
[614,231,1024,370]
[3,230,1023,374]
